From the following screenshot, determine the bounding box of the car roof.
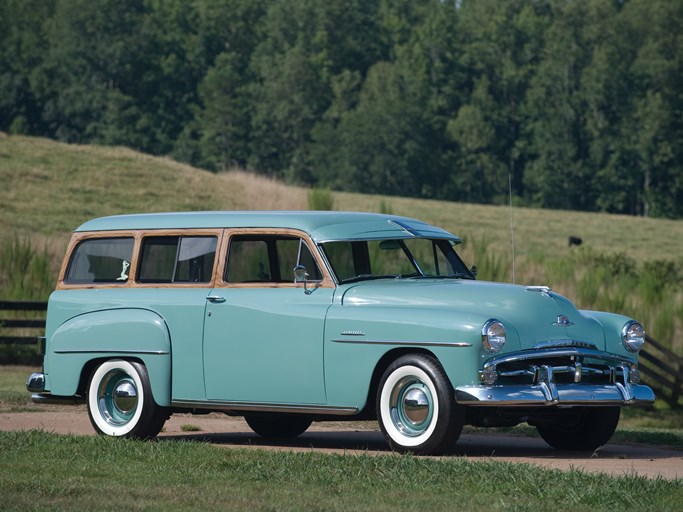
[75,211,461,243]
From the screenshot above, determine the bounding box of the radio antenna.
[509,171,516,284]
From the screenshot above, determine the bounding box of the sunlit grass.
[0,431,681,511]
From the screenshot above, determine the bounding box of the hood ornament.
[553,315,574,327]
[526,285,552,294]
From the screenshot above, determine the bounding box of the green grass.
[0,366,35,410]
[0,431,681,511]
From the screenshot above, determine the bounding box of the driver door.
[202,231,333,405]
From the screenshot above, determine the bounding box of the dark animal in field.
[568,236,582,247]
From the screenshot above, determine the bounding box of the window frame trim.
[57,229,225,290]
[216,228,335,289]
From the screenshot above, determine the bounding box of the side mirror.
[293,264,309,283]
[293,264,315,295]
[469,265,478,279]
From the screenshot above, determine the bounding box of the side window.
[276,239,322,281]
[225,240,271,282]
[138,236,217,283]
[66,237,134,284]
[225,235,322,283]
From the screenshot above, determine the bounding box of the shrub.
[307,188,335,211]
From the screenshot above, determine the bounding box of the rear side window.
[66,238,134,284]
[138,236,217,283]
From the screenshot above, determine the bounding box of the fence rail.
[1,300,681,407]
[0,300,47,347]
[639,335,683,408]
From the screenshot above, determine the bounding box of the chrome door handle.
[206,295,226,303]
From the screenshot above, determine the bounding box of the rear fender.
[44,309,172,406]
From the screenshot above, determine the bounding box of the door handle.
[206,295,226,303]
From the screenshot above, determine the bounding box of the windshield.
[321,238,472,284]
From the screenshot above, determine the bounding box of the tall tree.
[195,0,267,169]
[455,0,550,204]
[0,0,55,135]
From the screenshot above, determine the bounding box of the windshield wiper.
[340,274,399,284]
[407,273,474,280]
[445,272,474,279]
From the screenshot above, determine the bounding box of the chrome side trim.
[53,349,169,355]
[331,339,472,348]
[172,399,359,416]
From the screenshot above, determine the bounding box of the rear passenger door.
[135,232,220,401]
[202,230,334,405]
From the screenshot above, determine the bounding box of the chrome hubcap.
[113,381,138,414]
[402,387,430,425]
[97,370,138,426]
[389,376,434,437]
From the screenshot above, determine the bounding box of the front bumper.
[455,382,655,406]
[455,346,656,407]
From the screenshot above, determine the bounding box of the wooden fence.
[0,300,47,347]
[1,300,681,408]
[639,335,683,409]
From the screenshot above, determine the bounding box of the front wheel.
[376,354,464,455]
[87,359,167,439]
[535,406,620,451]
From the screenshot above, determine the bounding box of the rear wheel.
[536,406,620,451]
[376,354,464,455]
[87,359,167,439]
[245,414,312,438]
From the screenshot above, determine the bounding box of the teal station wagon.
[28,211,655,454]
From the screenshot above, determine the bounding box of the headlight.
[622,321,646,352]
[482,319,506,352]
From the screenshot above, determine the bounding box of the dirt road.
[1,407,681,480]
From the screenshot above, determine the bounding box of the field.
[2,134,682,345]
[3,134,683,262]
[2,135,683,508]
[1,429,682,512]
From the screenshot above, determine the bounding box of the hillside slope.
[2,135,682,264]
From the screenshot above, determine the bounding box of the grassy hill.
[1,134,683,350]
[3,134,682,265]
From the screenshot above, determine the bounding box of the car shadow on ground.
[157,429,674,462]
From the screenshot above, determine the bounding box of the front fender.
[44,308,172,406]
[580,310,639,360]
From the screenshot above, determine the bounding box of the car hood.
[340,279,606,350]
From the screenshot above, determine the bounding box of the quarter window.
[66,238,134,284]
[138,236,217,283]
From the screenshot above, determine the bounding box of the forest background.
[1,0,682,219]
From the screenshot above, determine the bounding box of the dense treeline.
[1,0,681,218]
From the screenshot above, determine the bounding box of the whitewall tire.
[377,354,464,455]
[87,359,166,439]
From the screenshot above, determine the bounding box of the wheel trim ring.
[380,365,440,447]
